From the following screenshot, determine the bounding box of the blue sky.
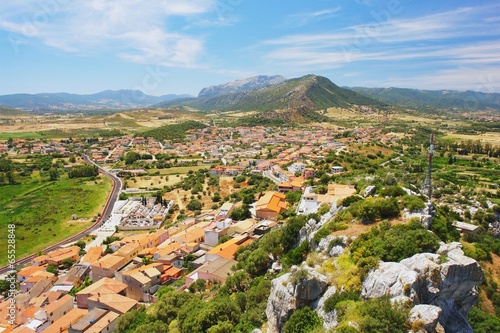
[1,0,500,96]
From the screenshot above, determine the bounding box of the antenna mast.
[423,132,435,200]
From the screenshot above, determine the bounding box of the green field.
[0,175,112,265]
[0,132,43,140]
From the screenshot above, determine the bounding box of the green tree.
[61,258,75,269]
[125,151,141,165]
[286,190,302,204]
[49,167,59,181]
[46,264,59,275]
[133,321,168,333]
[283,306,322,333]
[75,240,86,249]
[186,199,202,211]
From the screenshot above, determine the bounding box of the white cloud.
[380,66,500,93]
[261,5,500,72]
[284,7,342,27]
[0,0,216,67]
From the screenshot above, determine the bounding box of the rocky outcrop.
[266,265,329,333]
[313,286,339,331]
[316,235,347,257]
[362,261,419,299]
[361,242,483,333]
[408,305,443,333]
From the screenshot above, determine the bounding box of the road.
[0,154,122,275]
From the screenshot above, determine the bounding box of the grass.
[0,132,43,140]
[0,175,112,265]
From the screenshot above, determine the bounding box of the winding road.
[0,154,122,275]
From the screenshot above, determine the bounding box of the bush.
[402,195,426,212]
[358,297,409,333]
[350,221,441,263]
[324,291,361,312]
[469,307,500,333]
[338,194,362,208]
[379,185,406,197]
[186,199,202,211]
[283,306,322,333]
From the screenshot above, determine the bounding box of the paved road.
[0,155,122,275]
[82,154,122,226]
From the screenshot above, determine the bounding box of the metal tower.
[422,132,435,200]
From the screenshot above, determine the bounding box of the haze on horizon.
[0,0,499,96]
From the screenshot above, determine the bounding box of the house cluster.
[0,191,289,332]
[2,139,74,156]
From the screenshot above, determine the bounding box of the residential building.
[68,308,120,333]
[185,257,237,288]
[255,192,288,220]
[75,278,127,309]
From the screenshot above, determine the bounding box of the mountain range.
[1,75,500,114]
[0,90,192,111]
[156,75,386,112]
[349,87,500,111]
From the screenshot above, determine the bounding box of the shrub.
[324,291,361,312]
[283,306,322,333]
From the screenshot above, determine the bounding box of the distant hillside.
[0,90,192,112]
[349,87,500,111]
[198,75,286,98]
[140,120,207,141]
[158,75,387,113]
[0,106,27,116]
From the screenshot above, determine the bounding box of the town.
[0,120,499,333]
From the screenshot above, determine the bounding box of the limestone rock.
[437,242,464,256]
[362,245,483,333]
[329,245,345,257]
[265,265,329,333]
[408,305,441,333]
[361,261,419,300]
[313,285,338,331]
[317,235,347,257]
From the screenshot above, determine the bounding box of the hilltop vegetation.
[140,120,207,141]
[350,86,500,112]
[158,75,387,113]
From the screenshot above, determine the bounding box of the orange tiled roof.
[42,308,87,333]
[76,277,127,296]
[17,266,45,277]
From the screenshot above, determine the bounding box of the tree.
[61,258,75,269]
[186,199,202,211]
[212,192,221,203]
[320,173,330,185]
[125,151,141,165]
[49,167,59,181]
[75,240,86,249]
[46,264,59,275]
[283,306,322,333]
[285,190,302,204]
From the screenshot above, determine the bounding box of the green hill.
[0,106,27,116]
[349,87,500,111]
[157,75,388,112]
